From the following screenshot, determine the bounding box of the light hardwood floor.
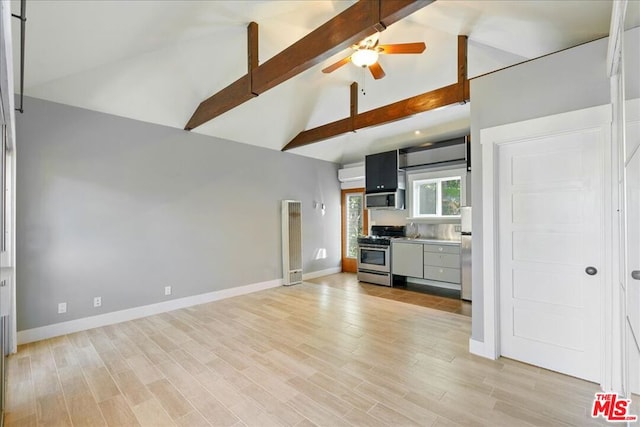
[4,275,633,426]
[307,273,471,316]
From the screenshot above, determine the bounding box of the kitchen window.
[408,167,466,219]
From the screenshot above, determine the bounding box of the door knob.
[632,270,640,280]
[585,266,598,276]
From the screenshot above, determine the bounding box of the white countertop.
[393,237,461,246]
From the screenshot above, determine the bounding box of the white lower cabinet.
[392,240,461,284]
[423,252,461,269]
[423,266,460,283]
[424,245,461,283]
[391,242,423,278]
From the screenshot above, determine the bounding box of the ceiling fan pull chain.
[361,68,367,96]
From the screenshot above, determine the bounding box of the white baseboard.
[302,267,341,280]
[17,278,282,345]
[469,337,498,359]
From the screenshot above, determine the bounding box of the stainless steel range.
[357,225,405,286]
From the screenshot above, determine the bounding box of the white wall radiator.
[282,200,303,286]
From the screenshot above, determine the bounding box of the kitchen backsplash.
[368,209,461,240]
[408,223,461,241]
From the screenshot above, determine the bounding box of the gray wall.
[470,27,640,341]
[16,96,341,331]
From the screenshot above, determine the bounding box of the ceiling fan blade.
[321,56,352,73]
[368,62,386,80]
[378,42,426,54]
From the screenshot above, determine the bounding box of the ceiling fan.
[321,34,426,80]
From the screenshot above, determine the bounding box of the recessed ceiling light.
[414,130,421,135]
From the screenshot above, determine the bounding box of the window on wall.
[409,168,466,219]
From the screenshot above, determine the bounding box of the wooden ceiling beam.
[252,0,432,94]
[283,84,462,150]
[185,75,255,131]
[356,83,461,129]
[248,22,259,96]
[286,118,354,148]
[350,82,358,131]
[184,0,434,131]
[284,83,360,148]
[458,35,469,99]
[282,35,469,151]
[185,22,259,131]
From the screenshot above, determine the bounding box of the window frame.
[407,167,467,222]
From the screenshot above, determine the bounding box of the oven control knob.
[439,247,443,252]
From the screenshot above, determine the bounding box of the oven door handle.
[359,245,390,250]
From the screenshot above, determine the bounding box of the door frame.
[341,188,368,273]
[476,104,614,388]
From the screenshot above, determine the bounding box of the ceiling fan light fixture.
[351,49,379,67]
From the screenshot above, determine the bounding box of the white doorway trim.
[479,104,613,378]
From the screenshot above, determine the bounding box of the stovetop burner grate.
[358,225,405,246]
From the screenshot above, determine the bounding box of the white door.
[498,128,605,382]
[625,103,640,393]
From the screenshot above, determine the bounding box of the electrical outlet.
[93,296,102,307]
[164,286,172,296]
[58,302,67,314]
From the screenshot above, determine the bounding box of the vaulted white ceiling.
[11,1,639,164]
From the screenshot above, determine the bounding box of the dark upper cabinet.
[365,150,399,193]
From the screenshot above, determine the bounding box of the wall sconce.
[313,201,326,216]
